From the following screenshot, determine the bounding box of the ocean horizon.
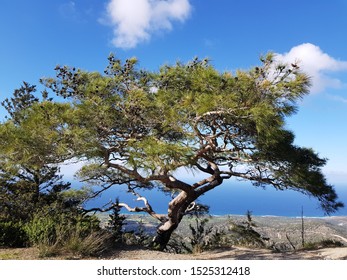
[82,180,347,218]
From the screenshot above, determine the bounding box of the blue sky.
[1,0,347,187]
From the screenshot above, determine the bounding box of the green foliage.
[0,81,77,229]
[23,208,101,247]
[1,53,343,250]
[1,81,39,124]
[36,230,112,259]
[186,204,210,218]
[0,165,72,223]
[21,206,111,258]
[303,239,344,250]
[228,211,268,248]
[180,204,217,253]
[166,233,190,254]
[0,79,108,254]
[207,227,230,248]
[107,199,126,243]
[24,214,56,246]
[0,191,105,253]
[187,217,213,254]
[0,221,28,248]
[172,215,231,254]
[8,54,342,213]
[0,102,75,168]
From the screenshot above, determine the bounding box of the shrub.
[187,217,213,254]
[22,207,112,258]
[121,219,151,247]
[24,215,57,246]
[0,221,28,248]
[228,211,268,248]
[303,239,344,250]
[166,233,190,254]
[207,226,230,249]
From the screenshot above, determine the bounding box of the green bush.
[207,227,230,248]
[188,217,213,254]
[24,210,101,247]
[24,215,57,246]
[0,221,28,248]
[166,233,190,254]
[21,207,113,258]
[303,239,344,250]
[227,211,268,248]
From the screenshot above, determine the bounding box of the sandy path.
[109,246,347,260]
[1,246,347,260]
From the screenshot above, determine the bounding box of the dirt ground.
[1,246,347,260]
[109,246,347,260]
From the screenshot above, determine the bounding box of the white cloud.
[105,0,192,49]
[328,94,347,104]
[275,43,347,93]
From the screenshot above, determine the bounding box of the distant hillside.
[98,213,347,250]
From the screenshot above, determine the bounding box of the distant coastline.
[81,180,347,217]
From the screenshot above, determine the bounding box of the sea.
[82,179,347,217]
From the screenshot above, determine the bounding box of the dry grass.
[0,247,40,260]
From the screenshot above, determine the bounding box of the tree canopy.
[0,83,82,223]
[1,54,343,249]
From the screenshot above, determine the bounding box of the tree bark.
[152,190,196,250]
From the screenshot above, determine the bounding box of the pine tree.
[108,199,126,243]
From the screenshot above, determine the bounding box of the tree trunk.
[152,190,196,250]
[153,221,179,251]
